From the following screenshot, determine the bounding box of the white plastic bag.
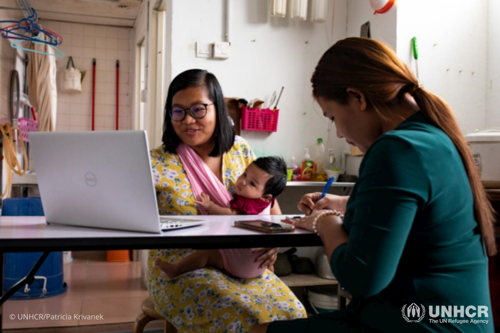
[61,56,81,94]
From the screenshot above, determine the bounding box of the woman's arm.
[328,136,428,298]
[293,212,348,262]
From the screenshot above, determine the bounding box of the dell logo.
[84,173,97,187]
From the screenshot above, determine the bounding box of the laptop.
[30,130,206,233]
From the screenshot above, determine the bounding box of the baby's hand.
[195,192,213,209]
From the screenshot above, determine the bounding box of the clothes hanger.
[10,35,64,58]
[1,22,63,46]
[0,8,63,46]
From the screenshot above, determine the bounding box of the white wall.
[487,0,500,127]
[163,0,347,162]
[397,0,488,135]
[346,0,397,48]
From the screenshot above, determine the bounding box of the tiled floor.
[4,258,164,333]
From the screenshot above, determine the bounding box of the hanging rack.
[0,0,64,57]
[0,9,63,46]
[15,0,34,21]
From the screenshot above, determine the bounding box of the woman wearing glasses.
[148,69,307,332]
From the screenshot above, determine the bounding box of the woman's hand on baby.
[252,247,279,269]
[195,193,213,209]
[297,193,349,215]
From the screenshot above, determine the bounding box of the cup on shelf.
[325,169,340,182]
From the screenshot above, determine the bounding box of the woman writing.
[148,69,307,332]
[251,38,496,332]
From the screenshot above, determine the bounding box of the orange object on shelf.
[106,250,130,262]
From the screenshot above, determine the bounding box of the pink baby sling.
[177,143,266,279]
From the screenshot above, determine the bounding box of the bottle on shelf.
[313,138,327,181]
[325,148,336,171]
[301,148,314,181]
[288,155,301,181]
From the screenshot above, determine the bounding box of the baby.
[155,156,287,280]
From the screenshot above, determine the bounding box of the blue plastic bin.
[2,197,67,299]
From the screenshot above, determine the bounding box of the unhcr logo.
[402,303,426,322]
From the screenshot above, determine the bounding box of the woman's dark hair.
[252,156,287,198]
[162,69,235,157]
[311,37,497,256]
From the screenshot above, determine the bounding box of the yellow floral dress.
[148,136,307,333]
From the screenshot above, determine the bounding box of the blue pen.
[309,177,335,215]
[319,177,335,200]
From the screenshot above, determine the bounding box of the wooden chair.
[132,297,177,333]
[337,284,352,310]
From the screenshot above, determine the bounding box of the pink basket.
[241,106,279,132]
[18,117,38,142]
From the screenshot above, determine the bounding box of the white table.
[0,214,321,331]
[0,215,321,252]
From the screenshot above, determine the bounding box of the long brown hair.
[312,37,497,256]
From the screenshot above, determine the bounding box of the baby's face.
[235,163,272,200]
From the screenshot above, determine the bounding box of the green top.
[269,112,493,332]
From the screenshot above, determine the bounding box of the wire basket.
[241,106,279,132]
[18,117,38,142]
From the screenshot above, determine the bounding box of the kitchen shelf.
[279,273,337,287]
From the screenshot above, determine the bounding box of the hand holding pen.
[308,177,335,216]
[297,179,349,216]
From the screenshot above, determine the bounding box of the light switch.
[196,42,212,58]
[213,41,230,59]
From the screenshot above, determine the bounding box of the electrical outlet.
[213,41,230,59]
[196,42,212,58]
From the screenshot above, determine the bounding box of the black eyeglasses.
[169,103,213,122]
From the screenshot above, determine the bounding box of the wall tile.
[27,21,135,132]
[106,27,119,38]
[105,116,115,128]
[82,57,94,69]
[107,38,118,50]
[117,51,129,62]
[105,71,115,83]
[83,36,95,48]
[119,41,129,51]
[95,48,107,60]
[105,48,117,60]
[45,21,60,32]
[119,72,129,84]
[105,94,115,105]
[72,24,84,36]
[104,82,115,93]
[83,25,96,37]
[95,37,107,49]
[119,116,131,129]
[119,84,128,96]
[72,35,84,48]
[70,45,84,57]
[57,114,70,126]
[104,60,116,70]
[60,23,72,35]
[117,28,130,40]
